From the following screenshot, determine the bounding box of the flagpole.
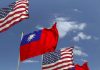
[17,32,24,70]
[41,55,43,69]
[17,55,20,70]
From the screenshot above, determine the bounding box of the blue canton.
[68,67,75,70]
[42,50,61,65]
[20,30,42,46]
[0,2,15,19]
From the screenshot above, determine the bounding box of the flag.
[75,62,89,70]
[0,0,29,32]
[42,47,74,70]
[20,23,59,61]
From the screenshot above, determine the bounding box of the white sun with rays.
[28,34,35,41]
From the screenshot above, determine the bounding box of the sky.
[0,0,100,70]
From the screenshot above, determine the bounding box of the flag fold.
[75,62,89,70]
[42,47,74,70]
[20,23,59,61]
[0,0,29,32]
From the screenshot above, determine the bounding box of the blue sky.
[0,0,100,70]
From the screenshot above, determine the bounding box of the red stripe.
[42,60,73,69]
[51,64,74,70]
[61,53,73,56]
[0,13,28,28]
[42,47,74,70]
[61,48,73,52]
[61,56,73,60]
[14,7,28,12]
[0,1,28,22]
[14,6,28,11]
[14,4,28,10]
[0,0,28,32]
[43,60,73,69]
[0,1,28,21]
[0,9,28,23]
[16,0,28,4]
[0,14,28,32]
[0,12,28,28]
[15,2,29,7]
[49,64,74,70]
[15,2,29,6]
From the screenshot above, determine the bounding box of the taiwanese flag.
[20,23,59,61]
[75,62,89,70]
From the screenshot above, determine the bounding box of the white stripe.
[61,51,72,54]
[61,58,73,61]
[0,8,27,26]
[14,3,28,9]
[0,7,27,21]
[16,1,28,5]
[0,1,28,20]
[58,65,74,70]
[43,62,73,70]
[16,0,28,4]
[42,58,73,67]
[0,14,28,31]
[16,2,28,5]
[42,48,74,70]
[61,54,72,58]
[43,65,74,70]
[61,48,73,52]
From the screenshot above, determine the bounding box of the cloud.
[35,25,43,30]
[78,24,86,30]
[53,17,86,38]
[93,37,99,40]
[73,32,92,42]
[36,17,87,39]
[73,9,81,13]
[73,46,88,57]
[81,59,88,62]
[22,60,39,63]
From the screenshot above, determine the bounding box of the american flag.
[0,0,29,32]
[42,47,75,70]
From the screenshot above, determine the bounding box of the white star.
[28,34,35,41]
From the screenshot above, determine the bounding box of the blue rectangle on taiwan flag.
[20,30,42,46]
